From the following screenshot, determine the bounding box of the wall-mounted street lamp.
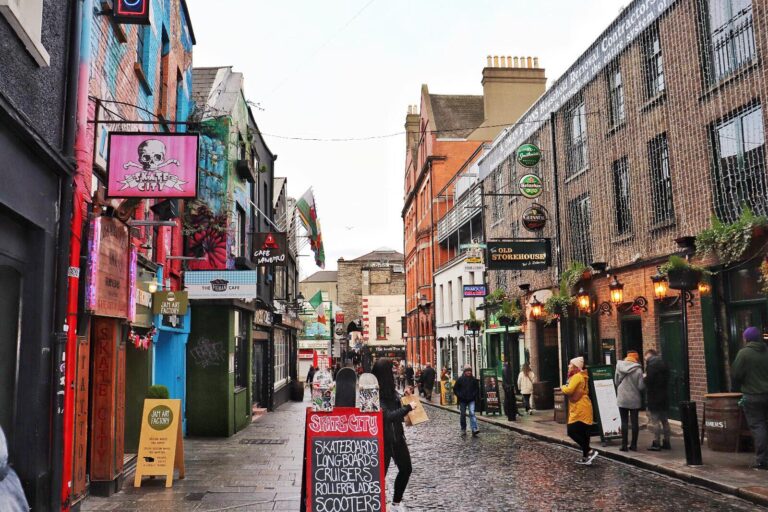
[698,279,712,296]
[576,287,591,313]
[651,267,669,300]
[609,274,624,304]
[530,295,543,320]
[146,280,158,294]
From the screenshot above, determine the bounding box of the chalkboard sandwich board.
[304,407,386,511]
[587,365,622,443]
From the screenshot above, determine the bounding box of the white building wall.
[363,294,405,346]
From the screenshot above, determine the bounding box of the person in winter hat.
[517,362,535,415]
[561,357,597,465]
[732,326,768,470]
[615,350,645,451]
[0,426,29,512]
[453,365,480,436]
[644,349,671,451]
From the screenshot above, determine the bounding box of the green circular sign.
[516,143,542,167]
[148,405,173,431]
[519,174,544,199]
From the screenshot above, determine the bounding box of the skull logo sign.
[118,138,187,193]
[124,139,179,172]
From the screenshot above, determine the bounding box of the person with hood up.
[561,357,597,465]
[615,350,645,451]
[453,364,480,436]
[644,349,671,451]
[732,326,768,470]
[421,363,437,401]
[371,358,415,511]
[0,426,29,512]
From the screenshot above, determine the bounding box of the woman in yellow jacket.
[561,357,598,465]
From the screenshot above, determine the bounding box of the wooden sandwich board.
[133,399,185,487]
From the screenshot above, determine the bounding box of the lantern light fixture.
[576,287,591,313]
[698,280,712,296]
[146,280,158,294]
[609,274,624,305]
[530,295,544,319]
[651,267,669,300]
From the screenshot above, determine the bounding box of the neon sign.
[113,0,151,25]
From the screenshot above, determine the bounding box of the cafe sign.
[487,239,551,270]
[184,270,257,300]
[152,291,189,316]
[253,232,287,266]
[518,174,543,199]
[516,143,541,167]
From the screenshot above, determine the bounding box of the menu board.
[481,369,501,415]
[133,399,185,487]
[304,407,385,512]
[588,365,622,441]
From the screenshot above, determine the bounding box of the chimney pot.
[527,56,533,68]
[487,55,492,67]
[533,57,540,68]
[500,56,506,67]
[513,56,519,68]
[507,56,512,68]
[493,55,499,67]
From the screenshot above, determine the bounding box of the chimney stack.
[405,104,420,160]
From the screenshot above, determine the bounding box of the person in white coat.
[517,362,535,414]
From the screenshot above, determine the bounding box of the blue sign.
[114,0,151,25]
[463,285,487,298]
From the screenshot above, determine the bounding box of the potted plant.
[146,385,170,399]
[464,308,483,332]
[497,299,524,327]
[560,261,593,293]
[695,207,768,266]
[660,255,705,291]
[544,292,574,318]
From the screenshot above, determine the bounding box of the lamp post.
[417,294,428,366]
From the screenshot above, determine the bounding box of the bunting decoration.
[296,188,326,269]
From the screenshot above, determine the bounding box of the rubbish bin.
[554,388,567,424]
[704,393,744,452]
[533,381,554,410]
[290,379,305,402]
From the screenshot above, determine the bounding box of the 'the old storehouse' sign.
[486,240,551,271]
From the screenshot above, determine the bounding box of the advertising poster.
[481,369,501,415]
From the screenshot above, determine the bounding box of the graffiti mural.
[184,203,228,270]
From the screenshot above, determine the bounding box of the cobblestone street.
[80,397,766,511]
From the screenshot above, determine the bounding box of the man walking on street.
[732,326,768,470]
[503,361,518,422]
[454,365,480,436]
[405,364,415,388]
[644,349,671,450]
[421,363,436,401]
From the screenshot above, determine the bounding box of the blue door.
[153,312,190,433]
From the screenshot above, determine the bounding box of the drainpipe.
[61,0,94,509]
[51,1,82,509]
[550,112,568,385]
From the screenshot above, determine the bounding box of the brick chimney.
[404,104,420,160]
[472,55,546,140]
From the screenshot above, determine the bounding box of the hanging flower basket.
[464,319,483,332]
[497,315,514,327]
[667,268,701,291]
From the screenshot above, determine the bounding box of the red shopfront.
[72,216,136,501]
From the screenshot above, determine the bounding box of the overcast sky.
[185,0,625,277]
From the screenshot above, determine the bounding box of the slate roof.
[191,66,243,118]
[429,94,484,138]
[302,271,338,283]
[352,249,404,262]
[191,67,220,110]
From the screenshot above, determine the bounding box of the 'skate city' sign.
[486,240,551,270]
[304,407,385,512]
[107,133,199,198]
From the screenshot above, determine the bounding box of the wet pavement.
[81,397,764,511]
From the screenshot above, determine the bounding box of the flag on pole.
[296,188,326,269]
[308,290,326,324]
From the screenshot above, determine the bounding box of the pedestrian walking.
[371,358,415,511]
[561,357,598,465]
[415,367,423,396]
[0,426,29,512]
[615,350,645,451]
[502,361,518,421]
[731,326,768,470]
[306,365,316,387]
[644,349,671,451]
[453,364,480,436]
[398,364,406,391]
[405,364,414,388]
[517,362,535,415]
[421,363,436,401]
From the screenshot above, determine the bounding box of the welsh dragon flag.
[296,188,326,268]
[308,290,326,324]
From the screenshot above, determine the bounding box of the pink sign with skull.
[107,132,199,198]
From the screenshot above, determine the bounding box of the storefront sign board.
[113,0,151,25]
[486,239,551,271]
[302,407,386,511]
[107,132,199,198]
[184,270,257,300]
[87,217,131,318]
[134,399,185,487]
[152,290,189,316]
[253,232,287,266]
[463,284,487,298]
[587,365,622,442]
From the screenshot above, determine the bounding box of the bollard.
[680,401,703,466]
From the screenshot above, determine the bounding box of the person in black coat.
[421,363,437,401]
[405,364,415,387]
[453,365,480,436]
[502,362,518,421]
[372,358,414,511]
[644,349,671,450]
[306,366,316,386]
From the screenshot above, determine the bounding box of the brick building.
[478,0,768,419]
[403,56,547,366]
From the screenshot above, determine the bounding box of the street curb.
[422,400,768,509]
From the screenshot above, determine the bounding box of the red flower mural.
[185,203,229,270]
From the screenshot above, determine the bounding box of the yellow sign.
[134,399,185,488]
[465,257,482,264]
[440,380,457,405]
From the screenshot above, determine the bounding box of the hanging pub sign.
[107,133,199,198]
[86,217,132,318]
[253,232,287,266]
[152,290,189,316]
[463,284,487,298]
[487,239,551,271]
[518,174,543,199]
[113,0,151,25]
[521,204,548,232]
[516,143,541,168]
[184,270,257,300]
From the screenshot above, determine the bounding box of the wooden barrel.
[554,388,568,424]
[533,381,554,410]
[704,393,743,452]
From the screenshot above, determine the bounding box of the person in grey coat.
[0,426,29,512]
[615,350,645,451]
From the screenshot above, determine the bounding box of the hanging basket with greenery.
[695,207,768,266]
[464,308,483,332]
[660,255,708,291]
[497,298,525,326]
[560,261,593,293]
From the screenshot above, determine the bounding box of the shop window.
[702,0,755,83]
[568,194,592,264]
[274,329,287,384]
[607,62,625,126]
[648,134,674,225]
[135,25,152,93]
[376,317,387,340]
[234,336,247,389]
[612,157,632,236]
[711,104,767,222]
[643,24,665,97]
[566,99,589,175]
